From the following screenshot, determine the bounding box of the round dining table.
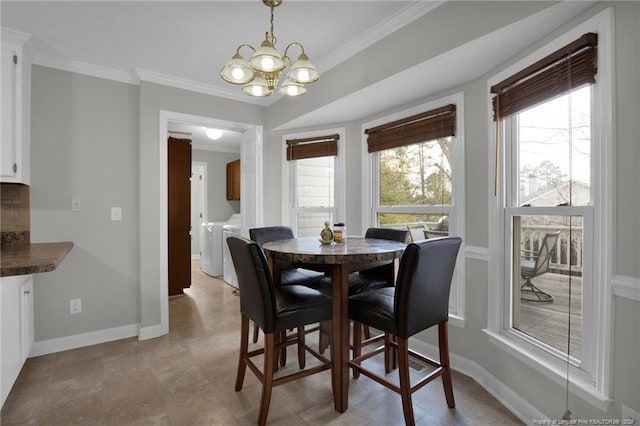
[262,236,406,413]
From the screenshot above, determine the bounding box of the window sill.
[449,314,465,328]
[482,329,612,412]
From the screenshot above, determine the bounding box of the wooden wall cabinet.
[226,159,240,201]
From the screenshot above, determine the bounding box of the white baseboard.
[138,323,166,340]
[409,337,546,423]
[30,323,140,357]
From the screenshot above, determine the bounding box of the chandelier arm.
[283,42,305,60]
[235,44,256,56]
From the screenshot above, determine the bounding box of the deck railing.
[521,225,583,275]
[382,222,583,275]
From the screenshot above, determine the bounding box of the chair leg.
[258,333,275,426]
[279,330,287,367]
[318,321,330,354]
[235,315,250,392]
[352,321,362,378]
[397,337,415,426]
[392,334,398,370]
[363,324,371,339]
[297,326,306,369]
[438,322,455,408]
[384,332,393,374]
[252,321,259,343]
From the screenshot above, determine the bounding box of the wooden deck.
[516,272,582,360]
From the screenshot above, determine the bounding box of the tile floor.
[1,261,523,425]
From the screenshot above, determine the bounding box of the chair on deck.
[227,236,332,426]
[407,224,426,243]
[349,237,462,426]
[520,231,560,303]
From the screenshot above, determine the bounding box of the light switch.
[111,207,122,221]
[72,198,81,211]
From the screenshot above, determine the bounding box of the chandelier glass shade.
[220,0,319,97]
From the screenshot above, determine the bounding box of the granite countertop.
[1,242,74,277]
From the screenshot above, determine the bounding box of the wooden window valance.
[365,104,456,153]
[491,32,598,121]
[286,134,339,161]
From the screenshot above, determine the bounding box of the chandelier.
[220,0,319,97]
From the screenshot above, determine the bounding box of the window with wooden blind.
[286,134,339,161]
[282,130,344,238]
[363,94,465,322]
[487,13,614,406]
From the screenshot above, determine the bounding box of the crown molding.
[1,27,31,45]
[316,1,444,73]
[32,52,138,85]
[134,67,270,105]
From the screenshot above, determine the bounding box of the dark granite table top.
[1,242,74,277]
[262,236,406,265]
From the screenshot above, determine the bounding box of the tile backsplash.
[1,183,30,247]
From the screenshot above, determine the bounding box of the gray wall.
[192,149,240,222]
[30,66,140,339]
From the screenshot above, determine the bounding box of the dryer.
[200,214,240,277]
[222,222,241,288]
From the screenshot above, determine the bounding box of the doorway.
[158,110,263,336]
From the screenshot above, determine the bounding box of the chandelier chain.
[269,4,277,46]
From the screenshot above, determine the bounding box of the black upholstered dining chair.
[349,236,462,426]
[249,226,326,287]
[249,226,327,367]
[226,236,332,426]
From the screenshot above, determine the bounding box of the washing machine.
[222,222,242,288]
[200,214,240,277]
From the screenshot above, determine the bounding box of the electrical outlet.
[111,207,122,221]
[70,298,82,314]
[71,198,81,212]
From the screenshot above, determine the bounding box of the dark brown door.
[168,137,192,296]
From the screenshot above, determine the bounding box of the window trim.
[282,128,346,234]
[485,8,614,411]
[361,92,466,325]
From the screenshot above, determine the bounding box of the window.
[487,13,613,408]
[282,130,344,237]
[506,87,591,362]
[363,95,465,321]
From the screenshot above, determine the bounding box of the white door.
[190,163,206,258]
[240,127,263,236]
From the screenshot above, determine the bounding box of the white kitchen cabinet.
[1,29,31,184]
[1,274,34,408]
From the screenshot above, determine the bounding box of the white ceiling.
[2,1,595,146]
[1,0,428,102]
